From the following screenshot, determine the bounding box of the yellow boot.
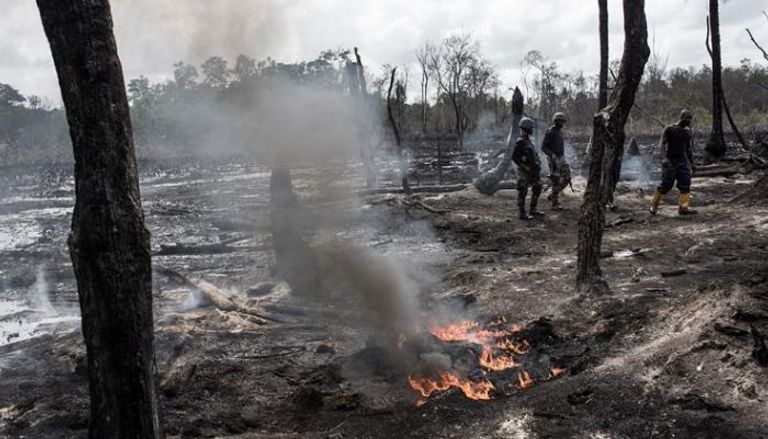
[678,192,697,215]
[649,190,663,215]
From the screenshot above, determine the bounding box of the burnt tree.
[705,0,727,159]
[598,0,609,109]
[473,87,524,195]
[577,0,650,294]
[387,67,412,194]
[353,47,377,188]
[270,168,319,296]
[36,1,162,438]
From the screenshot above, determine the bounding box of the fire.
[408,372,494,401]
[479,347,518,371]
[545,367,566,380]
[496,338,531,355]
[428,320,522,344]
[408,318,565,404]
[517,371,535,389]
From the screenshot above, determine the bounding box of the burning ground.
[1,153,768,438]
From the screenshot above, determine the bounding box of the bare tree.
[598,0,609,109]
[353,47,377,187]
[705,0,727,159]
[577,0,650,294]
[416,44,431,134]
[35,1,163,437]
[473,87,524,195]
[428,33,495,148]
[387,67,412,194]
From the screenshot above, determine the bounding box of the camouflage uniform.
[512,134,543,218]
[541,125,571,208]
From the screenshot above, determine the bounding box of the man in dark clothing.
[649,109,697,215]
[541,112,571,210]
[513,117,543,220]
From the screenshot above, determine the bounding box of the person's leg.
[676,162,696,215]
[650,161,675,215]
[517,172,531,220]
[530,178,544,217]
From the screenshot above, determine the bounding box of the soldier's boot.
[530,188,545,217]
[678,192,698,215]
[518,188,532,220]
[550,188,563,210]
[649,190,663,215]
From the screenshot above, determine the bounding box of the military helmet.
[680,109,693,120]
[519,117,535,131]
[553,112,567,122]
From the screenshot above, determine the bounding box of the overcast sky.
[1,0,766,105]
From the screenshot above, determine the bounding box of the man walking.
[542,112,571,210]
[513,117,544,220]
[649,109,697,215]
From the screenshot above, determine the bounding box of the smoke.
[110,0,281,71]
[146,77,362,166]
[30,264,55,315]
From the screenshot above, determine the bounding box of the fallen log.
[158,269,283,323]
[661,269,688,277]
[361,184,468,196]
[692,166,742,178]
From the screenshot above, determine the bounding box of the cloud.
[1,0,765,104]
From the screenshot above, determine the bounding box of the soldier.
[512,117,544,220]
[542,112,571,210]
[649,109,697,216]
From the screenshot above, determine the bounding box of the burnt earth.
[1,160,767,438]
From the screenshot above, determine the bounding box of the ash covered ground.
[1,153,767,439]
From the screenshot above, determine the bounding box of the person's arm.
[686,130,695,168]
[660,127,670,164]
[512,140,527,170]
[541,130,553,157]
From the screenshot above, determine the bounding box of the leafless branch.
[746,28,768,63]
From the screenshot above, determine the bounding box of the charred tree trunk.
[354,47,376,187]
[387,68,412,194]
[705,3,727,159]
[598,0,609,109]
[269,168,319,296]
[474,87,524,195]
[421,66,429,134]
[36,1,162,437]
[577,0,650,294]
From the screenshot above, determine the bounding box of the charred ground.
[1,151,767,438]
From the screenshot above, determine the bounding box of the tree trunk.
[35,1,163,438]
[387,68,412,194]
[421,68,429,134]
[270,168,319,296]
[706,1,727,159]
[473,87,524,195]
[577,0,650,294]
[598,0,609,109]
[354,47,377,187]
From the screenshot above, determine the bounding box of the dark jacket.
[512,135,540,175]
[541,126,564,157]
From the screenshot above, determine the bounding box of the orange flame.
[496,338,531,355]
[517,371,535,389]
[428,320,520,344]
[545,367,566,380]
[408,372,494,401]
[479,347,518,371]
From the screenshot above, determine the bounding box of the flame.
[496,338,531,355]
[479,347,518,371]
[517,371,535,389]
[545,367,566,380]
[408,372,494,401]
[428,320,521,344]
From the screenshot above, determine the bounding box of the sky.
[1,0,766,106]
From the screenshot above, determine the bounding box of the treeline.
[2,36,767,165]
